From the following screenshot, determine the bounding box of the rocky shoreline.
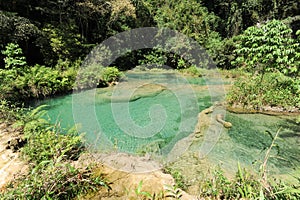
[0,100,298,197]
[226,104,300,116]
[0,121,197,199]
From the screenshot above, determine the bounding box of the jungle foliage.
[227,19,300,110]
[0,0,299,105]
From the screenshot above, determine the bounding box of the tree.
[138,0,223,68]
[150,0,217,46]
[232,20,299,76]
[0,12,40,65]
[1,43,27,69]
[36,23,86,66]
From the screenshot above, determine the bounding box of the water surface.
[37,72,299,178]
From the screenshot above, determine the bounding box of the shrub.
[0,99,25,122]
[1,43,27,69]
[232,20,299,76]
[0,105,110,199]
[138,49,167,67]
[227,72,300,109]
[1,161,109,200]
[74,66,123,90]
[0,63,77,100]
[13,106,83,164]
[100,66,123,83]
[177,65,202,77]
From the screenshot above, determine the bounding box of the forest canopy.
[0,0,299,104]
[0,0,299,68]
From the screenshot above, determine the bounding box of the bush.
[0,44,80,100]
[0,100,25,122]
[100,66,123,83]
[1,43,27,69]
[232,20,299,76]
[13,106,82,164]
[227,72,300,109]
[1,161,108,200]
[75,66,123,90]
[0,63,77,100]
[177,65,202,77]
[138,49,167,67]
[0,105,110,199]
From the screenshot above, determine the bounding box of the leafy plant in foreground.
[1,161,109,200]
[134,180,153,200]
[0,105,110,199]
[132,181,181,200]
[163,168,187,191]
[164,185,183,200]
[14,105,83,164]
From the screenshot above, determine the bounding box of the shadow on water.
[223,112,300,173]
[278,118,300,138]
[226,114,272,150]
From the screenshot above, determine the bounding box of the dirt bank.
[0,123,28,190]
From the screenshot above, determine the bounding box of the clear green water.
[38,72,215,155]
[36,72,300,176]
[193,112,300,178]
[218,113,300,175]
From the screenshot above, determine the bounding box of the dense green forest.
[0,0,300,199]
[0,0,299,103]
[1,0,299,66]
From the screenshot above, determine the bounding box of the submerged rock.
[216,114,232,128]
[193,106,214,137]
[97,82,167,103]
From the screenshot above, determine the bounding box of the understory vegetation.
[164,129,300,200]
[197,166,300,199]
[198,130,300,199]
[0,43,124,100]
[0,104,110,199]
[227,72,300,110]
